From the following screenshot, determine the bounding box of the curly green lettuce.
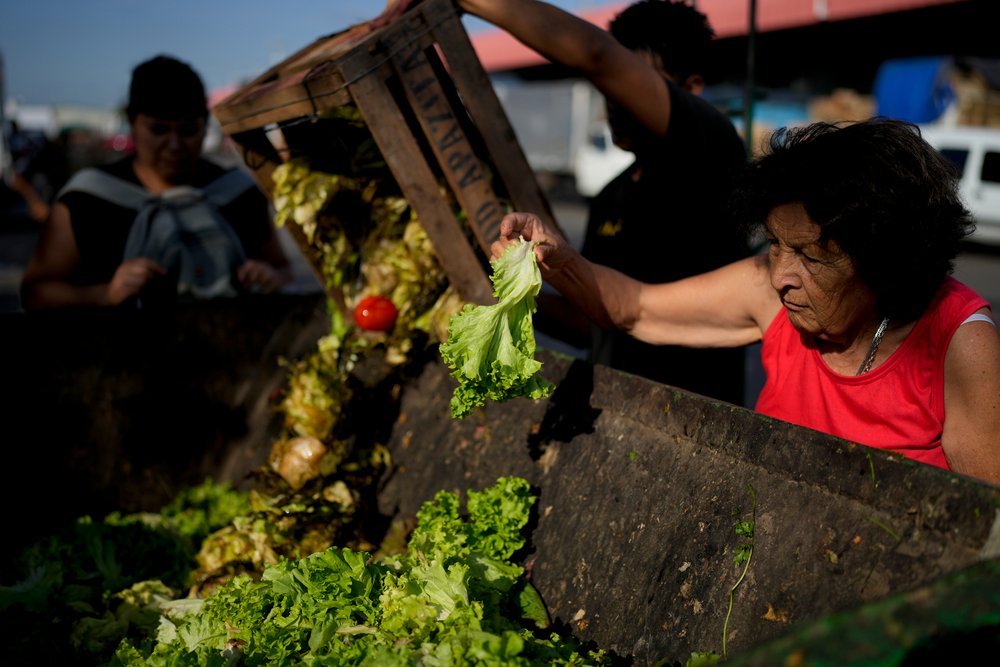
[440,237,555,418]
[110,477,609,666]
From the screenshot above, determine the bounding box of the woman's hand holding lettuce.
[440,237,554,419]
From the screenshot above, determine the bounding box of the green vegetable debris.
[440,237,555,419]
[108,476,608,666]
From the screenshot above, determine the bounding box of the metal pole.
[743,0,757,160]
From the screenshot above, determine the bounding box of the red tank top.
[754,277,989,470]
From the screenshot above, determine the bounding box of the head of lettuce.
[440,237,555,419]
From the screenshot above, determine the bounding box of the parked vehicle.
[919,124,1000,246]
[572,120,634,198]
[492,76,631,198]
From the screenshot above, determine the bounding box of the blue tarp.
[874,56,955,124]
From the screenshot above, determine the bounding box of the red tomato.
[353,295,398,332]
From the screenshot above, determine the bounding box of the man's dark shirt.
[580,80,749,404]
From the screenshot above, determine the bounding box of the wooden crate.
[213,0,558,305]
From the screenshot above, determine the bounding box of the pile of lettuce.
[270,106,465,448]
[0,479,252,666]
[110,476,608,666]
[440,238,555,419]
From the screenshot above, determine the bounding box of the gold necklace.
[856,316,890,375]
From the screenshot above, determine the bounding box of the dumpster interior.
[3,301,999,665]
[0,295,329,547]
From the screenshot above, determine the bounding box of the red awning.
[469,0,967,72]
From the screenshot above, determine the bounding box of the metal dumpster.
[0,295,329,550]
[3,303,998,664]
[7,3,998,659]
[375,348,1000,665]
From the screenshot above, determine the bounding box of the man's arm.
[458,0,673,137]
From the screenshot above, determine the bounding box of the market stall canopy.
[469,0,971,72]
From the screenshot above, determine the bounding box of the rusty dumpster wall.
[377,348,1000,665]
[4,300,999,664]
[0,294,329,551]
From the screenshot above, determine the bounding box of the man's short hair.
[609,0,715,82]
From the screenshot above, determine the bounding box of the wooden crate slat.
[215,20,388,133]
[370,10,507,255]
[342,50,494,305]
[215,21,384,119]
[425,0,561,235]
[216,67,353,135]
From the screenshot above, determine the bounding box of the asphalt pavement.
[953,240,1000,314]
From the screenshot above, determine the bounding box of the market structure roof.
[469,0,969,72]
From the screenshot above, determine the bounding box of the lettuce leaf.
[440,237,555,418]
[109,476,610,666]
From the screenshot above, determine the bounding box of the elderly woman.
[492,117,1000,485]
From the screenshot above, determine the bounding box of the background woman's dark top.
[581,80,749,404]
[59,156,273,287]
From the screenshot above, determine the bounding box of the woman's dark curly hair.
[126,54,208,122]
[732,117,974,323]
[609,0,714,82]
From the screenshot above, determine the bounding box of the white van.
[572,121,634,199]
[918,125,1000,246]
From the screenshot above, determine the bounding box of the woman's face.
[131,113,206,184]
[764,202,877,343]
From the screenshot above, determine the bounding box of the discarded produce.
[440,236,555,418]
[353,294,399,331]
[107,477,610,666]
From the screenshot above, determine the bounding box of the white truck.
[491,76,633,199]
[919,124,1000,246]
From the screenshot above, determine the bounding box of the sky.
[0,0,599,112]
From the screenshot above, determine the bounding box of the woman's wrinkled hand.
[489,212,574,275]
[107,257,165,305]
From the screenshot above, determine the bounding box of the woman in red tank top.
[488,117,1000,485]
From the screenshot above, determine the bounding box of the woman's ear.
[682,73,705,95]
